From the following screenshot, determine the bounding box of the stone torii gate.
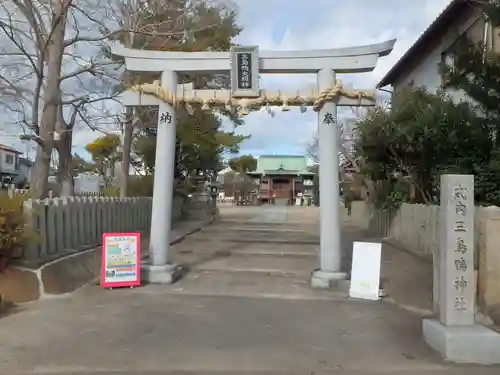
[111,39,396,287]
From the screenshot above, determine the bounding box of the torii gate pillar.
[142,70,179,282]
[311,68,346,286]
[112,39,396,286]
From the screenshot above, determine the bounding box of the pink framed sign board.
[101,232,141,288]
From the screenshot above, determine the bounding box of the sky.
[2,0,452,160]
[225,0,452,157]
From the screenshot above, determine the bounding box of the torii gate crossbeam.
[111,40,395,73]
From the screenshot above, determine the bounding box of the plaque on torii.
[230,45,260,98]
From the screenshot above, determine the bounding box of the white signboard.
[349,241,382,300]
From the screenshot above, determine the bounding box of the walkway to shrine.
[0,205,496,374]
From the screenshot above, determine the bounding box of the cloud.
[0,0,453,161]
[234,0,452,87]
[230,0,452,156]
[224,108,317,156]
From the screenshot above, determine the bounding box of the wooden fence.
[353,201,494,262]
[21,196,164,263]
[8,188,106,198]
[367,203,440,258]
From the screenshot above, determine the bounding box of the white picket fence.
[22,196,157,262]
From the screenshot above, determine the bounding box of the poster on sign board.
[101,232,141,288]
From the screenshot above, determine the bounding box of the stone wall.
[0,195,213,304]
[348,201,500,326]
[478,212,500,325]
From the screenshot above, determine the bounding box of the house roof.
[377,0,473,88]
[254,155,310,174]
[0,143,22,154]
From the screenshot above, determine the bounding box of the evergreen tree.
[441,0,500,204]
[128,0,247,179]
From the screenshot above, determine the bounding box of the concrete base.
[310,269,348,290]
[423,318,500,364]
[140,263,183,284]
[2,245,103,303]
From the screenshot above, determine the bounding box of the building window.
[440,27,472,83]
[441,52,456,71]
[5,154,14,165]
[440,50,456,87]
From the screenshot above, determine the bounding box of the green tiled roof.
[254,155,311,174]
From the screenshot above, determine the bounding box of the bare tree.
[0,1,70,198]
[306,117,372,200]
[0,0,222,198]
[306,121,353,165]
[0,0,121,197]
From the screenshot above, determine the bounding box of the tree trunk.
[29,1,69,199]
[56,130,74,197]
[30,152,52,198]
[55,89,75,197]
[120,120,134,198]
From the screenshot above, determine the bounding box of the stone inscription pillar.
[423,174,500,364]
[439,174,475,325]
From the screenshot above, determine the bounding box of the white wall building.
[0,143,21,176]
[377,0,497,95]
[75,173,103,194]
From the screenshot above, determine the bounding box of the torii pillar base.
[140,264,183,284]
[311,269,349,290]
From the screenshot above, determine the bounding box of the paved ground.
[0,204,498,374]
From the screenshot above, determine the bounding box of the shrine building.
[247,155,315,205]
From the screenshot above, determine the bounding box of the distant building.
[75,173,103,194]
[247,155,315,205]
[216,166,253,201]
[216,166,234,185]
[0,144,23,186]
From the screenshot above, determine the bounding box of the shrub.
[125,175,196,198]
[102,187,120,197]
[0,192,30,272]
[175,181,196,199]
[128,175,154,197]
